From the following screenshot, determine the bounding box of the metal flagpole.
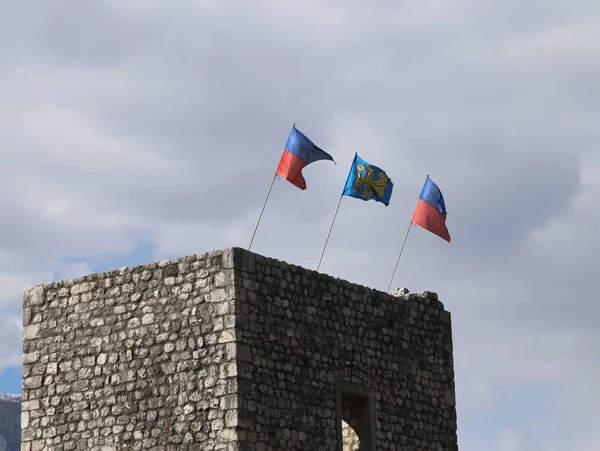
[387,221,413,292]
[387,174,429,291]
[316,195,343,272]
[317,151,357,272]
[248,173,277,251]
[248,122,297,252]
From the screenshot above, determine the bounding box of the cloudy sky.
[2,0,599,449]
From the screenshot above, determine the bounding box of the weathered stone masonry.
[22,247,458,451]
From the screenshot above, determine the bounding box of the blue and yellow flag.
[342,153,393,206]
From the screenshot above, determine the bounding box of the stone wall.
[22,249,239,451]
[22,247,458,451]
[234,250,457,450]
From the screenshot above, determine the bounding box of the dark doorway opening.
[336,381,376,451]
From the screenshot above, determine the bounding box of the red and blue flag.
[411,177,451,242]
[275,125,335,190]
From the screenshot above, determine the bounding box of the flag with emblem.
[342,153,393,206]
[317,152,394,271]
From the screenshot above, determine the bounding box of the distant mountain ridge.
[0,393,20,451]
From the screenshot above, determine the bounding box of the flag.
[342,153,393,206]
[275,125,334,190]
[411,176,451,242]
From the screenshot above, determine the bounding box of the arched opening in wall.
[335,381,376,451]
[341,419,360,451]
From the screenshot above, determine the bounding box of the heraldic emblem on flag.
[342,153,393,206]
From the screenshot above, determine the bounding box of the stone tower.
[21,247,458,450]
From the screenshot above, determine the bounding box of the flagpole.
[316,152,357,272]
[387,221,413,292]
[248,173,277,251]
[316,195,343,272]
[248,121,298,251]
[387,174,430,291]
